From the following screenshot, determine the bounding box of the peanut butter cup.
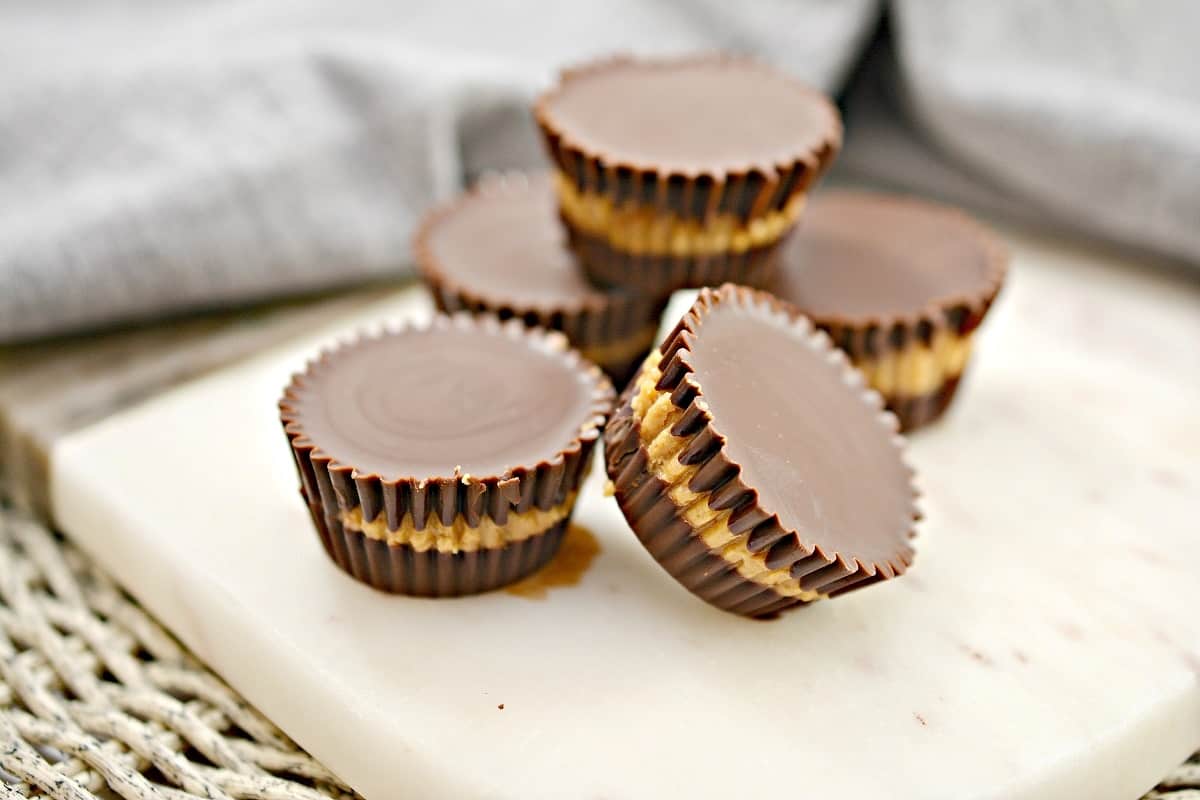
[771,189,1008,430]
[281,315,614,596]
[415,173,664,385]
[535,54,841,296]
[604,285,917,617]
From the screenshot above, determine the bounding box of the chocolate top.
[537,55,840,175]
[684,288,915,566]
[774,190,1006,323]
[288,318,609,480]
[419,175,611,309]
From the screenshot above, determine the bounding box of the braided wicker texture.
[0,506,359,799]
[0,504,1194,799]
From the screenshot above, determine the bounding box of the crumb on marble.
[960,644,994,666]
[1150,467,1186,489]
[1131,545,1168,566]
[913,712,928,727]
[498,704,505,710]
[1056,621,1084,641]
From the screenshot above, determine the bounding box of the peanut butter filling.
[579,322,658,370]
[855,329,973,398]
[629,356,825,601]
[554,171,804,257]
[340,491,578,554]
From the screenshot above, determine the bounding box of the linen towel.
[1,0,1195,343]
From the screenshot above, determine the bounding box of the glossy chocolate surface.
[686,297,914,565]
[423,175,611,308]
[291,324,599,479]
[539,56,840,174]
[775,190,1000,321]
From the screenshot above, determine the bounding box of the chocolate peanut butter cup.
[535,54,842,296]
[771,189,1008,430]
[415,172,665,385]
[604,285,918,617]
[280,315,614,596]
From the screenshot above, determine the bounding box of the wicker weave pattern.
[1145,753,1200,799]
[0,507,358,799]
[0,506,1195,799]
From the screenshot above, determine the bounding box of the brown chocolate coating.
[280,316,614,596]
[414,174,666,384]
[420,174,612,309]
[890,376,964,432]
[537,55,841,175]
[604,400,818,617]
[774,190,1007,324]
[565,225,780,297]
[287,320,602,480]
[306,495,569,597]
[684,293,916,568]
[605,285,917,615]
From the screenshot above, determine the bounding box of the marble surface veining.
[49,229,1200,799]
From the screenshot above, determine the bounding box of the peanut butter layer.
[857,329,974,397]
[605,286,918,617]
[629,356,824,600]
[770,190,1005,431]
[555,171,805,257]
[678,294,916,568]
[281,316,613,541]
[341,491,578,554]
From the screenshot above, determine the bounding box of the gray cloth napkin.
[838,0,1200,264]
[1,0,1195,343]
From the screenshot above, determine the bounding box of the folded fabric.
[1,0,1195,343]
[840,0,1200,265]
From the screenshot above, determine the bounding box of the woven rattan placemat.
[0,506,361,799]
[0,506,1194,799]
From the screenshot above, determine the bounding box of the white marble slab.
[49,229,1200,799]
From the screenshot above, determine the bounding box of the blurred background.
[1,7,1198,799]
[1,0,1197,345]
